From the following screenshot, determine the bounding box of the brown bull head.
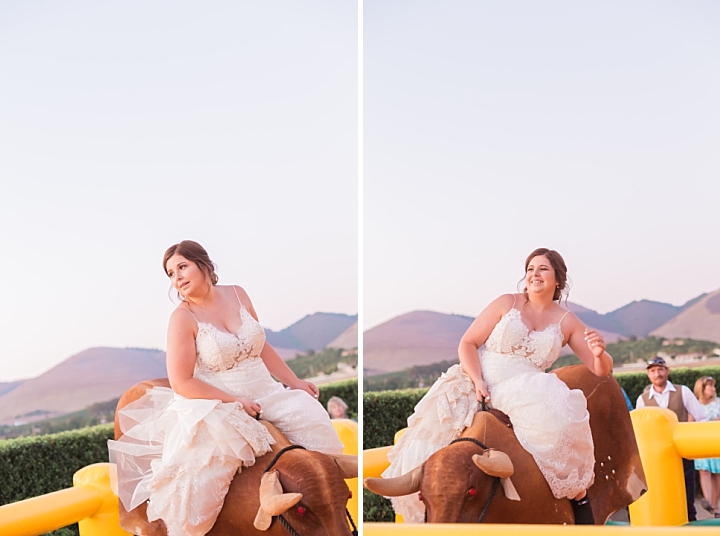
[252,449,356,536]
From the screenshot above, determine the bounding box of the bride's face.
[166,254,208,297]
[525,255,557,295]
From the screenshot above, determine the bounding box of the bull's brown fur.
[114,379,354,536]
[397,365,647,524]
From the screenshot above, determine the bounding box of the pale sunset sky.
[364,0,720,328]
[0,1,358,382]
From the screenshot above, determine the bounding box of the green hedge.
[0,424,115,506]
[363,387,427,450]
[361,366,720,521]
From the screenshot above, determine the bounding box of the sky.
[0,1,357,382]
[364,0,720,328]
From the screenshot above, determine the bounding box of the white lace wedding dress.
[382,305,595,523]
[108,298,344,536]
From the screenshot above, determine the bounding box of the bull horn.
[472,450,521,501]
[327,453,358,480]
[364,463,424,497]
[254,471,303,531]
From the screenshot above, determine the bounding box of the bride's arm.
[458,294,515,402]
[564,314,613,376]
[239,287,320,399]
[166,308,262,414]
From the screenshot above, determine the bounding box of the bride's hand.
[474,379,491,404]
[289,379,320,400]
[237,397,262,418]
[584,328,606,358]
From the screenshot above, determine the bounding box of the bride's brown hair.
[521,247,568,302]
[163,240,219,286]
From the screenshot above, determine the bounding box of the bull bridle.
[262,445,358,536]
[424,437,499,524]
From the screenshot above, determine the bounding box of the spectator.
[327,396,350,420]
[693,376,720,518]
[636,356,707,521]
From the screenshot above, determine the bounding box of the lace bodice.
[484,308,564,370]
[194,305,266,373]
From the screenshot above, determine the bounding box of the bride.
[108,240,344,536]
[381,248,613,524]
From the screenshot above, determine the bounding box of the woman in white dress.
[108,240,344,536]
[382,248,613,524]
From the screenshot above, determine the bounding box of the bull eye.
[349,490,353,499]
[468,487,477,497]
[297,506,306,516]
[418,492,423,501]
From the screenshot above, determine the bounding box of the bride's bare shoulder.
[169,304,196,330]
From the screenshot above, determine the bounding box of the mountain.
[265,313,358,352]
[650,289,720,344]
[326,321,358,349]
[0,347,167,424]
[566,294,706,339]
[363,311,474,374]
[0,380,24,398]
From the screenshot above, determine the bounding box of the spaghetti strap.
[559,310,571,325]
[511,293,517,310]
[232,285,242,306]
[183,306,199,323]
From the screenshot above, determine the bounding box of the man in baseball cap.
[637,355,707,520]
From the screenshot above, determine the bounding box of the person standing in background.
[692,376,720,518]
[636,357,707,521]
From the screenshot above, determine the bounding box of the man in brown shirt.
[636,356,707,521]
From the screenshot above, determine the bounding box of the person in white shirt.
[636,356,707,521]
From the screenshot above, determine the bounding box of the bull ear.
[471,449,514,478]
[327,453,358,479]
[254,471,303,531]
[472,450,521,501]
[364,463,424,497]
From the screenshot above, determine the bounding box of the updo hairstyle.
[163,240,219,293]
[522,247,569,302]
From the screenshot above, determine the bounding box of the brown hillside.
[326,321,357,349]
[363,311,474,374]
[650,289,720,344]
[0,347,167,423]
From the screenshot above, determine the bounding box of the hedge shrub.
[0,424,115,506]
[363,387,428,450]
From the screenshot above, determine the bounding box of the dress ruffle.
[382,364,478,523]
[108,386,275,536]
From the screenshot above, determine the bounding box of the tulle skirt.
[108,387,274,536]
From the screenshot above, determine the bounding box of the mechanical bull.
[114,379,358,536]
[365,365,646,524]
